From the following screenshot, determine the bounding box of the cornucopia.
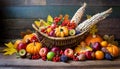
[32,3,112,49]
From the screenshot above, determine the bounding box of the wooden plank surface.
[0,53,120,69]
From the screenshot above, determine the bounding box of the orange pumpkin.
[106,44,119,57]
[26,42,42,55]
[22,33,35,43]
[85,34,103,45]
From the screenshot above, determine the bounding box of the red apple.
[50,24,57,29]
[39,47,49,57]
[51,47,61,55]
[64,48,74,57]
[17,42,27,51]
[92,42,101,51]
[85,51,95,60]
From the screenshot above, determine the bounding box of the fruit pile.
[11,31,119,62]
[34,14,80,37]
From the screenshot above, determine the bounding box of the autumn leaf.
[3,42,17,55]
[86,14,92,19]
[34,20,41,27]
[47,15,53,25]
[90,25,98,35]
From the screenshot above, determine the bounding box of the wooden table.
[0,53,120,69]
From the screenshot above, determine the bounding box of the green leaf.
[47,15,53,25]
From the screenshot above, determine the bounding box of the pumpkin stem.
[33,40,36,46]
[92,34,97,38]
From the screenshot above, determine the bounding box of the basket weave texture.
[36,30,88,49]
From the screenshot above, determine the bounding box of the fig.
[77,54,86,61]
[92,42,101,51]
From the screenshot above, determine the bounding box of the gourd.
[85,25,103,45]
[26,42,42,55]
[74,41,92,54]
[55,26,68,37]
[106,44,119,57]
[85,34,103,45]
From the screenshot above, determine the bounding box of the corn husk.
[76,8,112,32]
[70,3,87,25]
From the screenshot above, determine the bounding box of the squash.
[22,33,34,43]
[26,42,42,55]
[55,26,68,37]
[85,34,103,45]
[74,41,92,54]
[22,33,38,43]
[106,44,119,57]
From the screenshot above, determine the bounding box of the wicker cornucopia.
[32,3,112,49]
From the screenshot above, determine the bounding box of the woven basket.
[36,29,89,49]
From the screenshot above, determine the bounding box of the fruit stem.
[92,34,96,38]
[33,40,36,46]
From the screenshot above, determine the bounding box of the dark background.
[0,0,120,46]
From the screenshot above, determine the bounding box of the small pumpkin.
[55,26,68,37]
[106,44,119,57]
[22,33,34,43]
[22,33,38,43]
[85,34,103,45]
[26,42,42,55]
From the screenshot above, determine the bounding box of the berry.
[32,54,40,59]
[60,50,64,55]
[72,56,79,61]
[42,56,47,61]
[52,55,60,62]
[105,53,113,60]
[60,55,68,62]
[54,17,60,23]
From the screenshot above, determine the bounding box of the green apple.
[47,51,55,61]
[69,29,76,36]
[19,49,26,58]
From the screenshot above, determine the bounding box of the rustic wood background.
[0,0,120,46]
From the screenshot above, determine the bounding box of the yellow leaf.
[47,15,53,25]
[5,42,14,48]
[3,42,17,56]
[34,21,41,27]
[86,15,92,19]
[90,25,98,35]
[40,19,49,26]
